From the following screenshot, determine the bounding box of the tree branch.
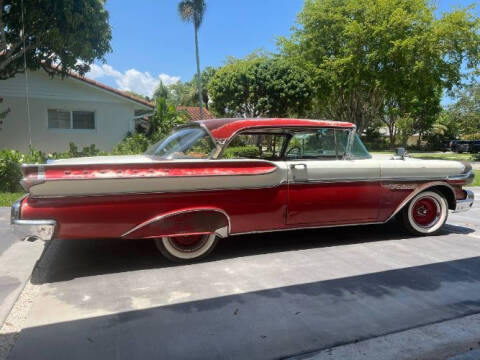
[0,41,36,71]
[0,0,7,52]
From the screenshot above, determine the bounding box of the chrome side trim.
[453,189,474,213]
[447,169,474,181]
[232,220,383,236]
[25,176,458,199]
[289,176,452,184]
[384,181,455,222]
[24,165,279,183]
[28,180,289,199]
[121,208,232,238]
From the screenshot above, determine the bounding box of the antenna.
[21,0,32,147]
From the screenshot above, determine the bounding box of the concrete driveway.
[4,189,480,360]
[0,208,44,328]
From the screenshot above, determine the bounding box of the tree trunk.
[194,25,203,119]
[388,124,395,149]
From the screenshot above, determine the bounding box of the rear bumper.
[453,190,474,213]
[10,197,56,241]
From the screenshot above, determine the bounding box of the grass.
[371,151,477,161]
[472,171,480,187]
[0,192,25,207]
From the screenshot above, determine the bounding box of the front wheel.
[154,233,218,262]
[400,191,448,236]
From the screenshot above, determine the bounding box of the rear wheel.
[154,233,218,262]
[400,191,448,236]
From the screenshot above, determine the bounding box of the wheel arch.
[121,208,231,239]
[429,185,456,210]
[387,181,456,221]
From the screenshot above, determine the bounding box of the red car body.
[11,118,475,261]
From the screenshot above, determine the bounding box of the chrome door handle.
[290,163,307,170]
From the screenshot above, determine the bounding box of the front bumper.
[10,197,56,241]
[453,189,475,213]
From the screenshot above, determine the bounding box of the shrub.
[222,146,260,159]
[0,149,23,192]
[111,133,150,155]
[24,147,48,164]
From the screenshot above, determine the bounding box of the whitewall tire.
[401,191,448,236]
[154,233,218,262]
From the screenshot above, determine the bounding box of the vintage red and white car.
[11,118,475,261]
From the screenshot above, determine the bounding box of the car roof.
[196,118,355,140]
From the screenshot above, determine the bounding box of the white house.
[0,70,154,153]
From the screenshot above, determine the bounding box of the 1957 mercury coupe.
[11,118,475,262]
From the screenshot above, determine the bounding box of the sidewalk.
[0,208,45,328]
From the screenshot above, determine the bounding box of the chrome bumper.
[453,190,475,213]
[10,197,56,241]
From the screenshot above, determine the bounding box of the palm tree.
[178,0,206,119]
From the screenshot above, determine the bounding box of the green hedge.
[222,146,260,159]
[0,150,23,192]
[0,134,148,193]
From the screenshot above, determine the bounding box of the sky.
[87,0,478,99]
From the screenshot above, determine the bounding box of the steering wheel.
[286,146,301,157]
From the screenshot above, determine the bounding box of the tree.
[178,0,206,119]
[153,67,216,108]
[0,97,10,130]
[190,66,216,108]
[280,0,480,135]
[146,98,189,141]
[124,91,151,102]
[153,80,170,101]
[0,0,112,80]
[445,83,480,138]
[208,56,313,117]
[167,81,196,106]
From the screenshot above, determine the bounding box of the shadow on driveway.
[8,255,480,360]
[32,220,475,285]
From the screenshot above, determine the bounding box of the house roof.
[177,106,215,121]
[66,71,154,109]
[197,118,356,139]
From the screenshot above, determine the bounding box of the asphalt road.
[4,189,480,360]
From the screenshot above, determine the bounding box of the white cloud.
[86,64,180,97]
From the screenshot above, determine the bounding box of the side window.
[351,134,371,159]
[286,129,350,160]
[221,133,287,160]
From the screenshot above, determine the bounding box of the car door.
[286,128,382,226]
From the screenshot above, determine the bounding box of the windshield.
[145,126,217,159]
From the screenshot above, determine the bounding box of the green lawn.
[0,192,25,207]
[473,171,480,187]
[371,151,477,161]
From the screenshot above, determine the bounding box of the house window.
[48,109,95,130]
[47,109,70,129]
[73,111,95,129]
